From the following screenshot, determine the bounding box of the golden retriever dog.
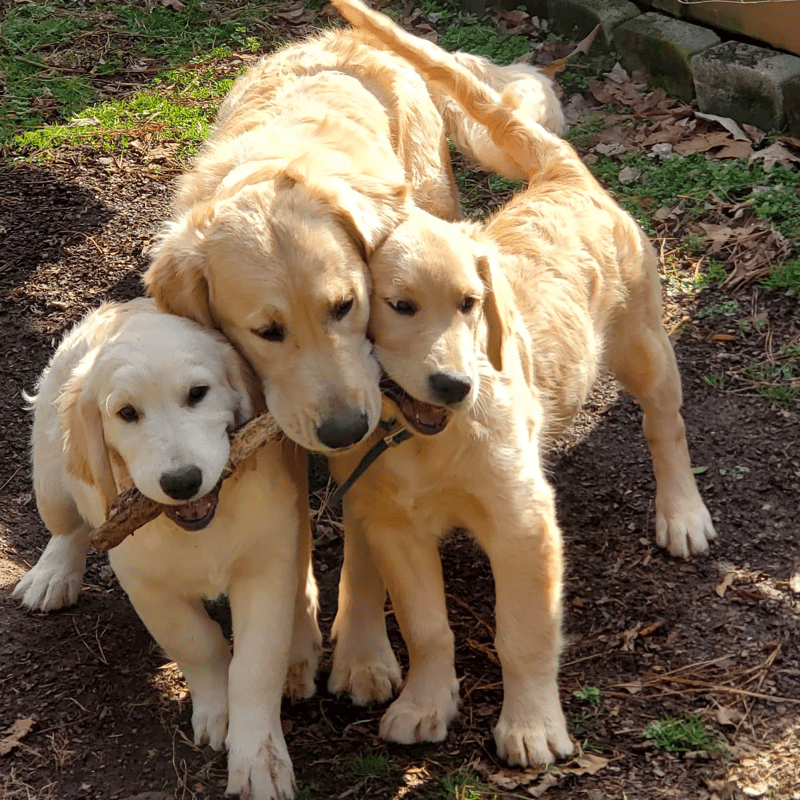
[13,299,320,800]
[143,28,565,455]
[143,30,462,454]
[326,0,717,767]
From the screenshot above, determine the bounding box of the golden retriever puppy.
[143,30,464,454]
[327,0,717,767]
[13,299,320,800]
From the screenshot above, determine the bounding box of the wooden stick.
[89,412,282,551]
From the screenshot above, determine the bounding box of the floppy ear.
[143,208,216,328]
[278,165,409,261]
[477,253,526,375]
[59,363,118,513]
[222,344,266,425]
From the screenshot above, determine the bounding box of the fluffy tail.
[333,0,582,185]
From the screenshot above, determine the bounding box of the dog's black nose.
[160,465,203,500]
[429,371,472,405]
[317,408,369,450]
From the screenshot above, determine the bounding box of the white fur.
[13,298,320,800]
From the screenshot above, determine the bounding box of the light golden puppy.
[14,299,320,800]
[144,29,463,453]
[327,0,716,768]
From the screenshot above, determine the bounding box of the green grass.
[695,300,741,320]
[590,153,800,244]
[333,753,398,780]
[573,685,602,707]
[0,0,275,141]
[760,257,800,292]
[565,113,611,149]
[437,769,493,800]
[643,714,726,756]
[416,0,533,64]
[10,52,247,159]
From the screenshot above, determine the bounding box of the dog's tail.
[332,0,585,187]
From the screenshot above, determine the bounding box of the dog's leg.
[475,481,574,766]
[329,508,402,705]
[285,462,321,700]
[226,569,297,800]
[609,260,716,559]
[13,492,90,611]
[110,570,232,751]
[365,524,459,744]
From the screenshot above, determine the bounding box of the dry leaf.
[0,716,36,756]
[567,23,600,59]
[749,142,800,171]
[695,111,750,141]
[565,754,610,776]
[715,140,753,160]
[715,706,743,727]
[715,572,735,597]
[161,0,185,8]
[527,772,560,797]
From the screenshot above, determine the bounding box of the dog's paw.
[12,561,83,612]
[328,652,402,706]
[192,697,229,751]
[226,732,295,800]
[284,656,317,701]
[379,680,460,744]
[494,700,574,767]
[655,499,717,560]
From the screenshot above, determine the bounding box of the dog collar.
[328,423,412,508]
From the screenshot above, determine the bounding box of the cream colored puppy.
[144,29,462,454]
[328,0,716,767]
[14,299,319,800]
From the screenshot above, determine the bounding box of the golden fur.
[327,0,716,768]
[14,299,320,799]
[143,29,463,453]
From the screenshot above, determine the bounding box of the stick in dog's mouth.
[89,411,282,551]
[380,374,451,435]
[163,487,220,531]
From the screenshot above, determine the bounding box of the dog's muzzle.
[380,375,451,435]
[163,486,220,531]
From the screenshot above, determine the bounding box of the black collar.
[328,423,412,508]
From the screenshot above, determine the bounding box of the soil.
[1,15,799,800]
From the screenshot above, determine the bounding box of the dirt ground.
[2,16,799,800]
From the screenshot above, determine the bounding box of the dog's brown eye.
[389,299,417,316]
[254,322,285,342]
[187,385,209,406]
[460,297,477,314]
[118,405,139,423]
[332,298,354,321]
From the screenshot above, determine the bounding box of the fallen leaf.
[715,140,753,160]
[565,753,610,776]
[695,111,750,141]
[715,706,743,727]
[161,0,185,9]
[0,716,36,756]
[715,572,735,598]
[527,772,560,797]
[749,141,800,171]
[567,23,600,59]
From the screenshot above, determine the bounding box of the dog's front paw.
[494,700,574,766]
[226,732,295,800]
[379,679,460,744]
[12,559,83,612]
[328,647,402,706]
[284,655,317,701]
[655,498,716,559]
[192,696,229,751]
